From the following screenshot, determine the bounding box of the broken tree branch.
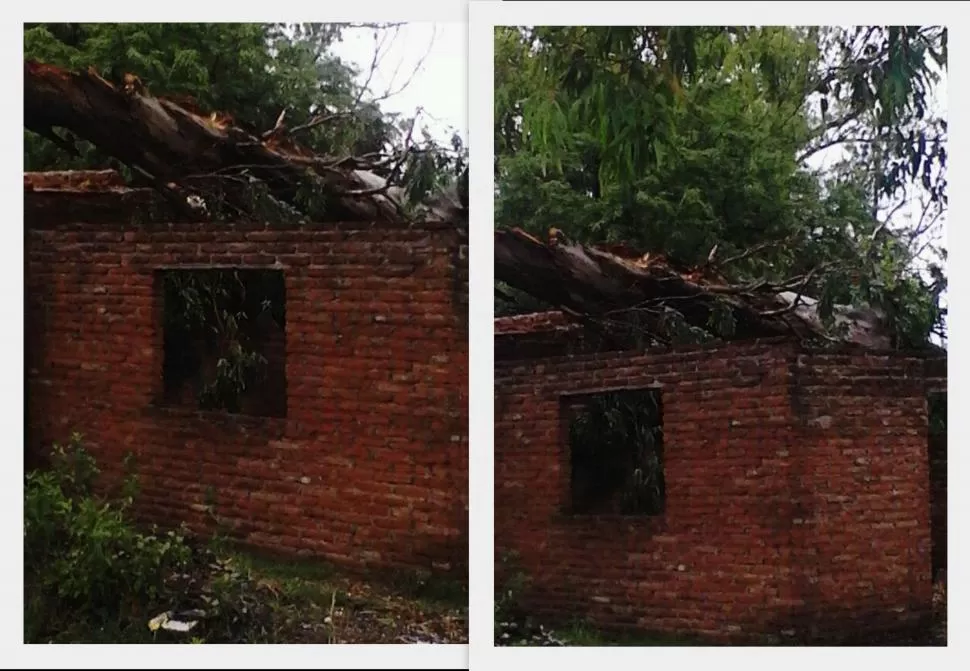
[22,60,418,224]
[495,227,893,349]
[715,235,797,269]
[757,264,824,317]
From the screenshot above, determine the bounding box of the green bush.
[24,434,191,642]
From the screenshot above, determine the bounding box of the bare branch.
[797,109,869,163]
[352,25,394,109]
[345,21,407,31]
[758,265,824,317]
[337,114,418,198]
[869,199,911,244]
[908,197,943,243]
[268,111,356,139]
[372,25,437,104]
[271,109,286,133]
[715,235,796,269]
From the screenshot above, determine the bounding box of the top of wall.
[24,170,464,235]
[495,309,947,366]
[495,311,580,335]
[25,170,128,192]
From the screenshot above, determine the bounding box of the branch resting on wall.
[23,60,466,226]
[494,227,894,349]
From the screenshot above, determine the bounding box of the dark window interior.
[159,268,286,418]
[565,388,665,516]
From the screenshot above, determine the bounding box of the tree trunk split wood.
[23,60,435,223]
[495,227,894,349]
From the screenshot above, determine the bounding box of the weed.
[24,434,191,642]
[387,567,468,611]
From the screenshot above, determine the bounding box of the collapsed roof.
[495,227,916,352]
[23,60,467,227]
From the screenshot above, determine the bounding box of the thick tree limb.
[23,60,464,225]
[495,227,894,348]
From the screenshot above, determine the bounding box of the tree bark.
[495,227,893,348]
[23,60,404,222]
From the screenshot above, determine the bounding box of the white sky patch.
[804,64,948,338]
[805,67,948,246]
[330,22,467,146]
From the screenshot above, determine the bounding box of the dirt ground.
[32,544,468,645]
[171,548,469,644]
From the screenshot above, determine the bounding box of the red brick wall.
[495,338,934,642]
[928,428,946,576]
[25,189,468,575]
[924,357,947,577]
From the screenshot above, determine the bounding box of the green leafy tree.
[23,24,342,169]
[495,26,946,349]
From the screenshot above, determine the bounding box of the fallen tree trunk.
[495,227,893,348]
[24,60,465,225]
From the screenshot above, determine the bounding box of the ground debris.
[496,619,565,647]
[147,611,200,633]
[152,541,467,644]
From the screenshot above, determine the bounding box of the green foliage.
[551,619,700,646]
[25,435,467,644]
[195,558,277,643]
[498,27,822,258]
[818,26,948,205]
[162,269,284,414]
[568,390,664,515]
[198,345,268,413]
[495,25,947,350]
[23,23,362,168]
[24,435,192,642]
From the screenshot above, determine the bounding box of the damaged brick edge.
[495,309,947,363]
[24,170,467,233]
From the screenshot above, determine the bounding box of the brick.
[495,335,942,643]
[26,199,468,577]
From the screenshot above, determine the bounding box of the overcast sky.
[329,22,466,146]
[806,66,947,251]
[805,62,948,334]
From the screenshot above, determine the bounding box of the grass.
[25,597,157,644]
[231,549,467,610]
[25,440,466,645]
[27,544,468,644]
[196,547,468,644]
[501,609,947,647]
[555,620,702,646]
[204,550,468,643]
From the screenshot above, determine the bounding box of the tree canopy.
[495,26,947,350]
